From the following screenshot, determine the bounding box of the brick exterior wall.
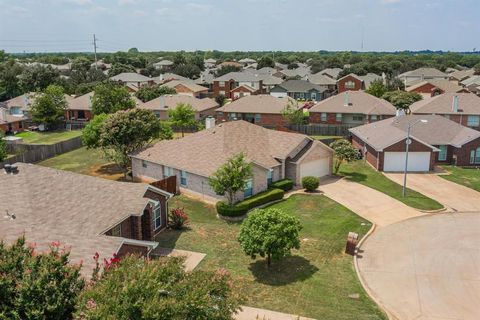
[216,112,289,128]
[451,137,480,166]
[0,120,24,133]
[310,112,392,125]
[65,110,93,121]
[337,76,363,93]
[408,83,443,97]
[117,244,149,258]
[212,80,263,98]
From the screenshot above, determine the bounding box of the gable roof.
[217,95,296,114]
[68,92,94,110]
[154,73,191,83]
[110,72,152,82]
[410,92,480,115]
[449,69,475,81]
[406,79,465,93]
[162,80,208,93]
[153,59,174,66]
[139,94,218,112]
[399,67,448,79]
[213,71,262,82]
[0,163,170,277]
[275,79,325,93]
[307,72,337,86]
[350,114,480,151]
[319,68,343,79]
[0,108,28,124]
[132,120,329,177]
[309,91,397,115]
[0,92,37,111]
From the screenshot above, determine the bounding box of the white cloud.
[118,0,138,5]
[381,0,401,4]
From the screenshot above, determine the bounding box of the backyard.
[440,165,480,192]
[15,130,82,144]
[157,194,387,320]
[338,160,443,211]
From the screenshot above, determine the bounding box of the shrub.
[270,179,294,191]
[168,207,189,230]
[216,201,249,217]
[216,188,284,217]
[302,176,319,191]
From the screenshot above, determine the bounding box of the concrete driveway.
[319,177,423,227]
[357,212,480,320]
[385,173,480,212]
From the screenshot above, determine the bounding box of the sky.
[0,0,478,53]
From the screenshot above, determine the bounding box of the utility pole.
[93,34,98,70]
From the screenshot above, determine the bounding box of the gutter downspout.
[281,159,285,179]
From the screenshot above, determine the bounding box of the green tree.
[91,83,135,115]
[19,64,60,92]
[365,79,387,98]
[215,94,227,107]
[208,153,253,205]
[281,100,305,125]
[173,64,202,79]
[382,91,422,111]
[0,131,7,162]
[82,113,108,148]
[0,60,24,100]
[76,256,242,320]
[330,139,358,174]
[108,63,136,77]
[238,208,302,267]
[215,65,241,77]
[30,85,67,130]
[474,63,480,75]
[168,103,196,137]
[98,109,169,175]
[257,56,275,69]
[135,84,176,103]
[0,237,84,320]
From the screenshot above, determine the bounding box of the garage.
[383,152,431,172]
[300,158,331,178]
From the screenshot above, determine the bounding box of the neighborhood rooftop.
[139,94,218,112]
[410,92,480,115]
[217,95,295,114]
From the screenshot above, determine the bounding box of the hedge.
[270,179,294,191]
[302,176,319,191]
[216,188,285,217]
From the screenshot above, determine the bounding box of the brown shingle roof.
[309,91,397,115]
[132,121,319,177]
[68,92,94,111]
[410,92,480,115]
[217,95,296,114]
[406,79,464,93]
[139,94,218,112]
[163,80,209,93]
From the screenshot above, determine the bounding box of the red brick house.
[410,93,480,130]
[350,115,480,172]
[0,163,173,277]
[216,95,295,128]
[309,91,396,126]
[212,72,264,98]
[231,85,256,99]
[0,108,27,133]
[406,79,468,99]
[65,92,94,122]
[337,73,382,93]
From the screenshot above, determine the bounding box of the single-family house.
[350,115,480,171]
[460,76,480,95]
[238,58,256,66]
[398,67,448,87]
[410,93,480,130]
[305,72,337,95]
[153,60,174,71]
[212,72,264,98]
[139,94,218,121]
[337,73,382,93]
[0,107,27,133]
[162,80,209,98]
[216,95,296,127]
[154,73,191,84]
[0,163,173,277]
[110,72,155,88]
[131,120,333,202]
[270,80,326,101]
[449,69,475,83]
[0,92,36,119]
[204,58,217,68]
[66,92,94,122]
[309,91,397,125]
[406,79,469,98]
[317,68,343,80]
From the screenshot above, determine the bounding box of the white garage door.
[384,152,430,172]
[270,92,287,98]
[300,158,331,179]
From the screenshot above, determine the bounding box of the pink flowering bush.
[0,237,85,320]
[168,207,189,230]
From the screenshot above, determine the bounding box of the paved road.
[385,173,480,212]
[358,212,480,320]
[319,177,423,227]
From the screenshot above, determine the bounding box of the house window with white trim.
[153,205,162,230]
[255,113,261,123]
[320,112,327,122]
[163,166,173,177]
[370,115,378,121]
[180,170,187,186]
[345,81,356,89]
[352,115,363,122]
[142,160,148,168]
[336,113,343,123]
[244,179,253,198]
[111,224,121,237]
[267,169,273,186]
[467,115,480,127]
[471,148,480,164]
[438,145,448,161]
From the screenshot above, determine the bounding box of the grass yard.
[440,165,480,192]
[157,194,387,320]
[15,130,82,144]
[38,146,124,181]
[338,160,443,211]
[310,135,343,141]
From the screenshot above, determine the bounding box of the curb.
[417,206,447,213]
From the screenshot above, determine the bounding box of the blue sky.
[0,0,478,53]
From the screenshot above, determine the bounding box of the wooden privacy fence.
[1,136,83,168]
[150,176,177,195]
[288,124,355,137]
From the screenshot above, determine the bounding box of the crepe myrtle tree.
[330,139,358,174]
[208,153,253,205]
[238,208,302,267]
[168,103,196,137]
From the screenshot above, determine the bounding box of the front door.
[311,92,317,101]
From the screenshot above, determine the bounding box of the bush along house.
[131,120,333,202]
[0,163,173,278]
[349,114,480,172]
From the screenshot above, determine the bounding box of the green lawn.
[157,194,387,320]
[440,165,480,192]
[15,130,82,144]
[338,160,443,211]
[310,135,343,140]
[38,147,124,181]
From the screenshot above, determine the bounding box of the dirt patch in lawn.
[88,163,125,181]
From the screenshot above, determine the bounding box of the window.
[219,90,225,95]
[370,115,378,121]
[438,145,448,161]
[299,92,305,99]
[217,111,223,116]
[142,160,148,168]
[255,113,261,123]
[467,115,480,127]
[267,169,273,186]
[352,115,363,122]
[163,166,173,177]
[111,224,121,237]
[154,111,161,118]
[320,112,327,122]
[219,81,225,86]
[244,179,253,198]
[336,113,342,122]
[229,112,237,120]
[180,170,187,186]
[153,205,162,230]
[345,81,356,89]
[471,147,480,164]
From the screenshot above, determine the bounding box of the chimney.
[343,92,350,107]
[452,95,459,112]
[205,116,215,129]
